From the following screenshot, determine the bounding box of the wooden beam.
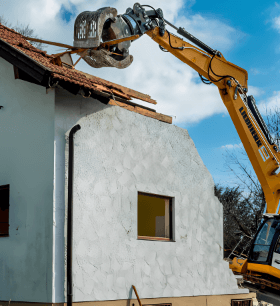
[137,236,171,241]
[112,99,156,112]
[13,65,19,79]
[108,99,172,124]
[100,35,139,47]
[23,34,139,50]
[22,36,75,49]
[119,87,157,105]
[13,65,41,86]
[165,199,170,239]
[79,71,157,105]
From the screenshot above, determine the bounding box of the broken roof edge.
[108,99,172,124]
[0,23,170,122]
[78,70,157,105]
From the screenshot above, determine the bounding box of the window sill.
[138,236,174,242]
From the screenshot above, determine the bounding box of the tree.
[215,184,264,257]
[0,16,43,50]
[266,108,280,147]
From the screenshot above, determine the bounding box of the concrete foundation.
[0,293,257,306]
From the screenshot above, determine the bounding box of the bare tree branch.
[218,108,280,257]
[0,16,44,50]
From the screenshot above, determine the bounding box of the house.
[0,24,255,306]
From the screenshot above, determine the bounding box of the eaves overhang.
[0,37,50,85]
[0,37,110,105]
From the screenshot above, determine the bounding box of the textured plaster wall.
[0,58,55,302]
[54,89,109,302]
[69,106,248,302]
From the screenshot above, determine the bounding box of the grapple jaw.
[73,3,164,69]
[74,7,117,48]
[74,7,133,69]
[81,49,133,69]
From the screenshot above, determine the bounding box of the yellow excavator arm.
[73,3,280,289]
[146,26,280,215]
[73,3,280,214]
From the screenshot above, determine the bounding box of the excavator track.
[243,274,280,291]
[241,274,280,305]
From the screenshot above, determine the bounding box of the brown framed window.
[0,185,9,237]
[231,299,252,306]
[138,192,173,241]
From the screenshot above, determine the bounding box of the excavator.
[25,1,280,297]
[70,2,280,294]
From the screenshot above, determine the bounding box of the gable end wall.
[68,106,246,302]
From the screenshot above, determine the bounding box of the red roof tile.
[0,23,150,102]
[0,24,174,123]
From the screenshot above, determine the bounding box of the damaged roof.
[0,23,172,124]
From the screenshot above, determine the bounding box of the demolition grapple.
[73,3,165,69]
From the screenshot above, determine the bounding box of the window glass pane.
[251,219,280,261]
[0,209,9,223]
[138,193,172,240]
[274,235,280,254]
[251,245,270,262]
[231,300,252,306]
[0,185,9,236]
[0,223,9,235]
[0,187,9,211]
[138,194,165,237]
[254,220,276,246]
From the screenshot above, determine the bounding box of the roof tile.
[0,23,131,100]
[0,23,172,123]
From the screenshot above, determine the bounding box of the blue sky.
[176,0,280,186]
[1,0,280,187]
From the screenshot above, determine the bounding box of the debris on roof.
[79,71,157,105]
[0,23,172,124]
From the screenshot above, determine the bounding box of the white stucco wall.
[53,88,109,302]
[68,106,247,302]
[0,58,55,302]
[0,77,111,303]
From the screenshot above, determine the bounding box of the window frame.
[137,192,174,242]
[274,234,280,254]
[0,184,10,237]
[231,299,252,306]
[251,219,279,263]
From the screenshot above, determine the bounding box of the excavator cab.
[247,217,280,279]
